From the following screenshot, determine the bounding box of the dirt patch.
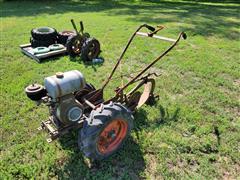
[146,154,162,179]
[233,79,240,88]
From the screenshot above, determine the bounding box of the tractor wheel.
[66,35,83,57]
[30,37,56,48]
[80,38,100,62]
[83,32,90,39]
[31,27,57,41]
[79,102,134,160]
[58,30,76,45]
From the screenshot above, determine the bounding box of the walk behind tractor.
[25,24,186,160]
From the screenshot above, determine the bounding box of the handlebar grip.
[80,21,84,32]
[145,24,155,32]
[182,32,187,40]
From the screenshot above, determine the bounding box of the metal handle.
[71,19,78,33]
[80,21,84,32]
[144,24,155,31]
[182,32,187,40]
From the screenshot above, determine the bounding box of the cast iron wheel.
[31,27,57,41]
[58,30,76,45]
[80,38,100,62]
[79,102,133,160]
[66,35,83,57]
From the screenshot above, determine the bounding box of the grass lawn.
[0,0,239,179]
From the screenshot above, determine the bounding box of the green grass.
[0,0,240,179]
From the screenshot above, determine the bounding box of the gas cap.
[56,72,64,78]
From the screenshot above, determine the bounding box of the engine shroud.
[55,94,84,124]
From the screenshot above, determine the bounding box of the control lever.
[71,19,78,34]
[80,21,84,33]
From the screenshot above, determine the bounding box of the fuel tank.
[44,70,86,99]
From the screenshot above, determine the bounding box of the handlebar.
[182,32,187,40]
[144,24,155,32]
[101,23,187,90]
[80,21,84,33]
[71,19,78,33]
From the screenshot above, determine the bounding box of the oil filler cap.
[56,72,64,78]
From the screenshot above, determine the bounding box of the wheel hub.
[107,130,116,139]
[97,119,128,154]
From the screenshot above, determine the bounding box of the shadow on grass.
[69,56,104,72]
[39,54,65,63]
[134,105,181,132]
[107,1,240,40]
[1,0,239,40]
[142,0,240,3]
[55,132,145,179]
[53,104,180,179]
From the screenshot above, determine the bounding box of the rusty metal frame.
[38,116,84,142]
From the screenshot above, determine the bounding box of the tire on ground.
[58,30,76,45]
[31,27,57,41]
[30,37,56,48]
[79,102,134,160]
[80,38,100,62]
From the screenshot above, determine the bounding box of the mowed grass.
[0,0,240,179]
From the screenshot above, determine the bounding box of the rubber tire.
[80,38,100,62]
[31,27,57,41]
[83,32,90,38]
[79,102,134,160]
[58,30,76,45]
[30,37,56,48]
[66,35,83,57]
